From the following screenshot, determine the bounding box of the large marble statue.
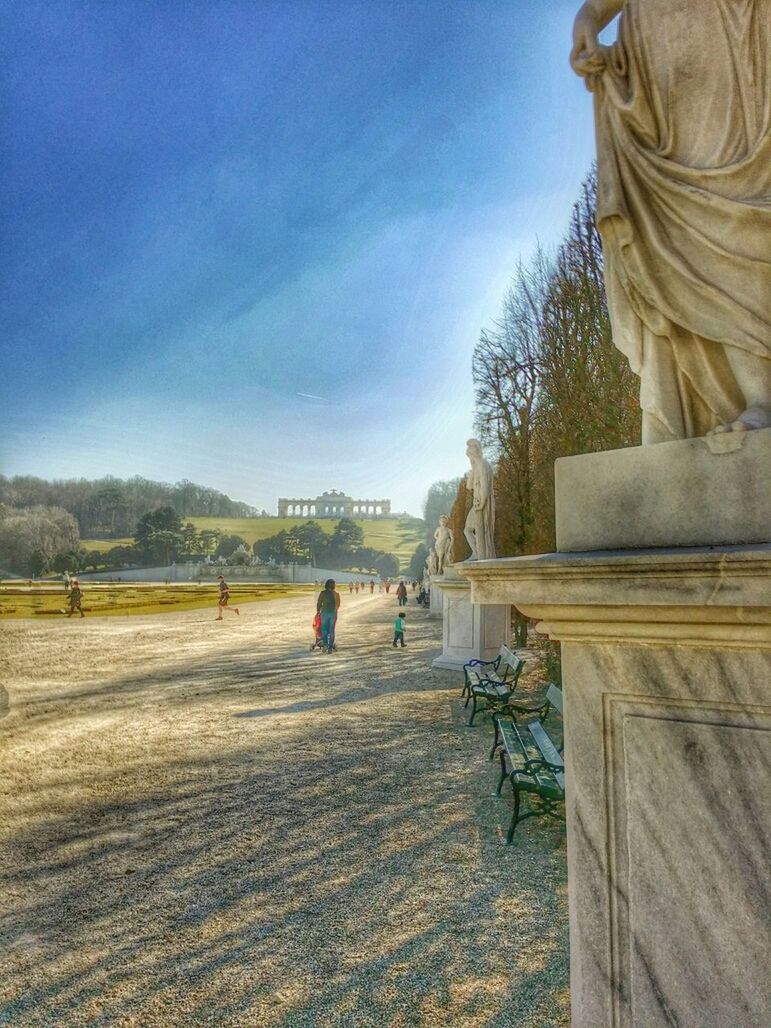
[464,438,496,560]
[433,515,454,574]
[570,0,771,442]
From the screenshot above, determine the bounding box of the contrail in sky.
[297,392,327,401]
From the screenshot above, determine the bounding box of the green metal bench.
[488,685,555,760]
[496,684,565,843]
[463,645,525,727]
[462,644,519,702]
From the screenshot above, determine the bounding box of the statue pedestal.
[431,566,510,671]
[428,574,444,619]
[460,435,770,1028]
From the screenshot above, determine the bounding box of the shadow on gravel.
[2,599,446,734]
[0,600,569,1026]
[1,729,568,1027]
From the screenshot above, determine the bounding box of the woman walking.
[316,578,340,653]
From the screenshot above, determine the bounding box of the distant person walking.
[62,571,71,591]
[216,575,240,620]
[316,578,340,652]
[348,582,354,594]
[392,611,406,647]
[66,579,85,618]
[396,581,408,607]
[384,580,391,594]
[369,580,375,594]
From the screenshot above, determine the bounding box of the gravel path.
[0,591,569,1027]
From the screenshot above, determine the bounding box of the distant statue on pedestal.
[433,515,455,575]
[570,0,770,441]
[426,549,439,578]
[464,438,496,560]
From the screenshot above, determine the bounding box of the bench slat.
[499,721,563,793]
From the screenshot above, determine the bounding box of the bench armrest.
[464,656,500,671]
[522,756,563,775]
[503,697,550,716]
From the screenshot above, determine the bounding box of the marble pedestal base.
[431,567,510,671]
[428,575,444,619]
[461,546,770,1027]
[555,427,770,550]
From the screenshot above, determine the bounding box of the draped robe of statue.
[593,0,770,441]
[464,441,496,561]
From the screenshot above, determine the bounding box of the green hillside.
[81,516,426,570]
[187,516,425,568]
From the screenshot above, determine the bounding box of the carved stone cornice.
[458,546,771,647]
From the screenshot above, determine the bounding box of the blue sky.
[1,0,596,516]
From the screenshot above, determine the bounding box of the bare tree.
[472,167,640,556]
[473,250,550,554]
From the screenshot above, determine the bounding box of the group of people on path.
[347,580,377,595]
[59,570,414,651]
[313,577,415,653]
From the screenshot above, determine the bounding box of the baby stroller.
[310,611,323,651]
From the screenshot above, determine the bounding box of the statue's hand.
[570,8,607,85]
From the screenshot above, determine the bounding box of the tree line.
[0,474,259,539]
[471,168,639,557]
[0,503,402,578]
[410,168,640,574]
[120,511,399,576]
[251,519,400,578]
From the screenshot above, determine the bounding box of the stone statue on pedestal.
[464,438,496,560]
[433,515,454,575]
[570,0,770,442]
[426,549,439,578]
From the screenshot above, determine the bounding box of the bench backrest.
[499,645,524,681]
[528,720,565,789]
[546,683,563,715]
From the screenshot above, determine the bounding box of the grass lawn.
[0,582,316,619]
[80,516,426,569]
[79,537,134,551]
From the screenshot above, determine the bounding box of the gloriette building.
[278,489,391,519]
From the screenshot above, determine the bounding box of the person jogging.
[316,578,341,652]
[216,575,240,620]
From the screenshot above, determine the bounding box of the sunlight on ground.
[0,593,569,1026]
